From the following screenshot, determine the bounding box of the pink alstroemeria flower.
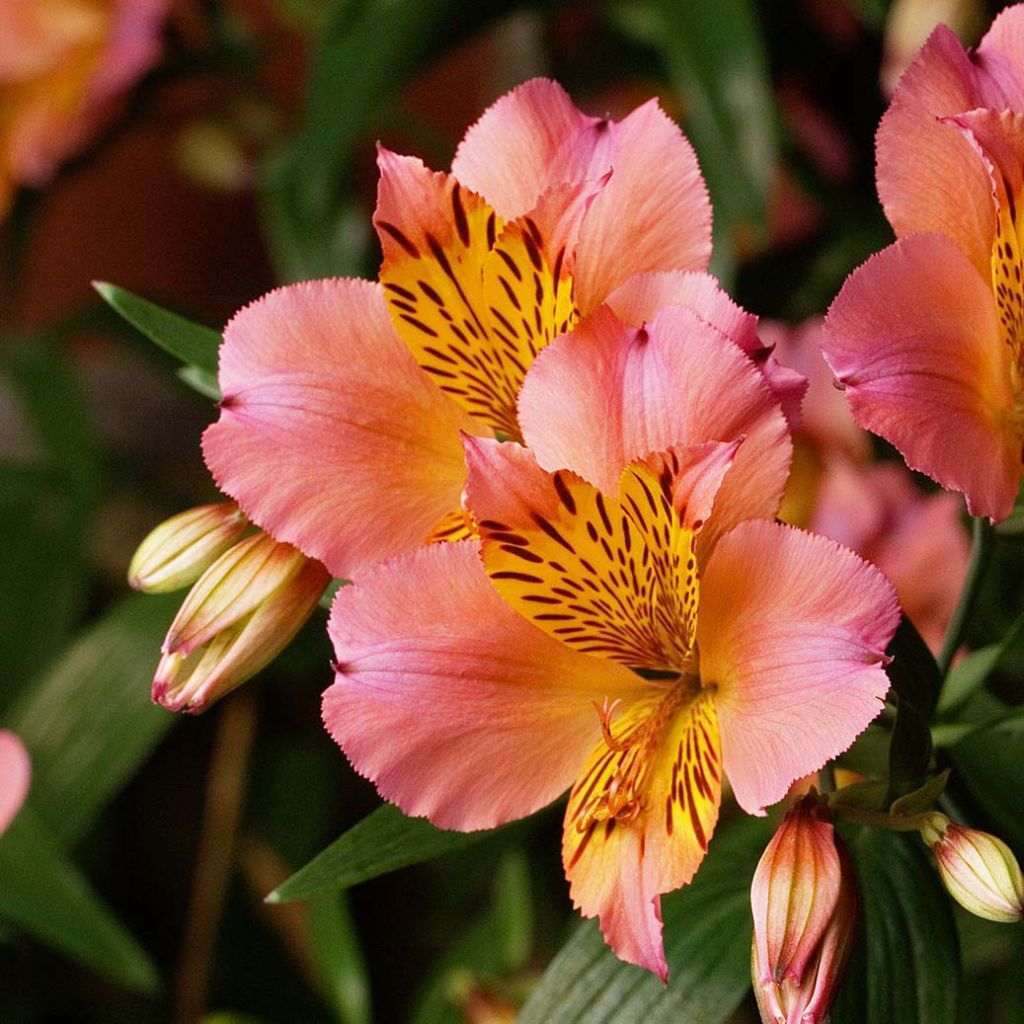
[0,730,31,837]
[766,320,970,653]
[201,79,763,583]
[322,305,897,981]
[0,0,169,216]
[822,6,1024,521]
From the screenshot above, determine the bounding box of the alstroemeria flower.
[0,730,31,837]
[0,0,169,216]
[203,79,721,581]
[822,6,1024,520]
[322,306,897,980]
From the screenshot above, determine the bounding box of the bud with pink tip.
[924,815,1024,924]
[153,532,330,713]
[751,795,859,1024]
[0,730,31,837]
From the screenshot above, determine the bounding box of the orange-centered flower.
[322,309,898,979]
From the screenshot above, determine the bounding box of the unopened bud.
[925,817,1024,923]
[153,533,330,713]
[0,730,31,837]
[128,502,249,593]
[751,795,858,1024]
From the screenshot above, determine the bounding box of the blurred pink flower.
[321,304,897,980]
[822,6,1024,520]
[0,0,170,216]
[769,319,970,652]
[0,730,31,837]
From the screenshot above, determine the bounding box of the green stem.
[936,516,995,680]
[830,803,934,834]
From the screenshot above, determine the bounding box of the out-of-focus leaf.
[268,804,495,903]
[885,616,941,800]
[618,0,777,285]
[6,593,180,846]
[493,848,532,973]
[938,611,1024,716]
[0,340,99,701]
[0,807,159,994]
[93,281,220,374]
[517,815,771,1024]
[832,827,959,1024]
[309,893,372,1024]
[952,721,1024,851]
[261,0,506,281]
[177,364,222,401]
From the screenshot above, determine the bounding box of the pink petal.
[451,78,596,219]
[452,81,712,305]
[572,101,712,310]
[983,4,1024,73]
[821,233,1020,521]
[698,520,899,814]
[203,279,477,580]
[0,731,31,836]
[876,25,997,276]
[323,541,646,831]
[518,304,791,554]
[606,271,808,426]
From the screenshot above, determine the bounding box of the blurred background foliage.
[1,0,1023,1022]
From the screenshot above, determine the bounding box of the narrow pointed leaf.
[268,804,496,903]
[309,893,372,1024]
[6,593,180,846]
[94,281,220,374]
[0,808,159,993]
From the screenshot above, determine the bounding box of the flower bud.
[751,795,858,1024]
[153,533,331,713]
[925,817,1024,923]
[128,502,249,593]
[0,730,31,837]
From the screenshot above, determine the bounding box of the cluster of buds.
[920,814,1024,924]
[750,794,857,1024]
[130,504,331,713]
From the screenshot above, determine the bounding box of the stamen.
[594,697,631,752]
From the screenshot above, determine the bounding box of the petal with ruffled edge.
[875,13,1024,277]
[518,304,791,556]
[203,279,477,580]
[563,690,722,981]
[821,233,1020,521]
[452,80,712,306]
[605,270,808,427]
[698,520,899,815]
[0,730,31,836]
[323,540,647,831]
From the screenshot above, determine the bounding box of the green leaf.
[268,803,495,903]
[6,593,180,846]
[832,827,959,1024]
[518,815,771,1024]
[884,616,941,800]
[492,848,532,973]
[308,893,372,1024]
[0,340,99,703]
[952,720,1024,850]
[623,0,777,286]
[93,281,220,375]
[938,610,1024,716]
[0,808,159,993]
[261,0,508,281]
